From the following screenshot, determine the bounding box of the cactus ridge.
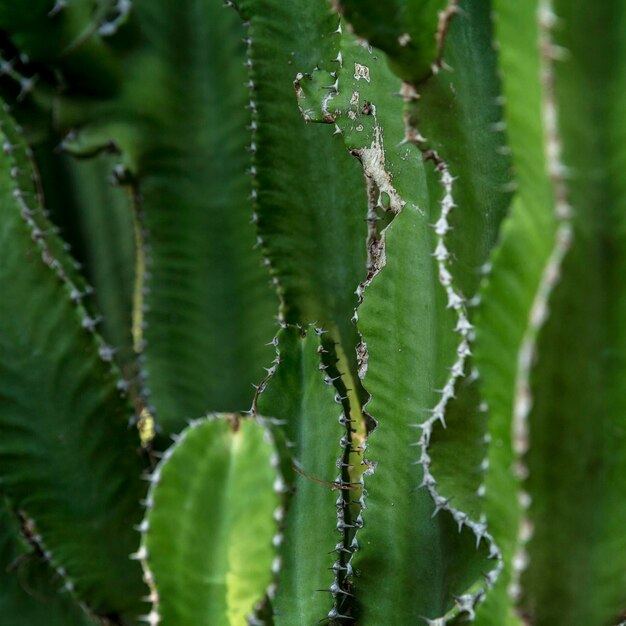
[0,103,149,621]
[506,0,574,601]
[410,151,503,621]
[253,323,361,623]
[236,10,283,314]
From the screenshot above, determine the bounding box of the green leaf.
[141,416,279,626]
[0,105,148,622]
[0,501,97,626]
[257,326,353,624]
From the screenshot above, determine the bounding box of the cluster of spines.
[0,51,39,103]
[47,0,133,38]
[507,0,573,602]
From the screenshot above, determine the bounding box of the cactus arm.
[410,0,512,533]
[256,326,356,623]
[475,1,626,623]
[51,0,278,436]
[0,501,97,626]
[335,0,451,84]
[520,2,626,622]
[0,106,148,622]
[232,0,368,381]
[140,416,280,626]
[296,34,478,623]
[298,3,512,617]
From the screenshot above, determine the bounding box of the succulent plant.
[0,0,624,625]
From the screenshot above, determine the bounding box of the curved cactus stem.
[335,0,453,84]
[0,500,97,626]
[233,0,368,391]
[475,0,626,623]
[0,104,148,622]
[255,325,359,623]
[140,415,280,626]
[51,0,279,436]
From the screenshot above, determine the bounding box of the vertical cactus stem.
[237,13,286,321]
[253,324,359,622]
[507,0,573,603]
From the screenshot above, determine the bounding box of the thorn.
[130,546,147,561]
[327,608,353,621]
[138,610,161,626]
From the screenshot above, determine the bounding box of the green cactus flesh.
[233,0,368,392]
[50,0,279,436]
[0,0,625,624]
[0,105,148,622]
[141,416,280,626]
[256,325,359,623]
[33,144,136,371]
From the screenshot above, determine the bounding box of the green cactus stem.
[140,415,280,626]
[255,324,360,623]
[0,104,148,622]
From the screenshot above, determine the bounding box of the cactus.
[0,0,625,625]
